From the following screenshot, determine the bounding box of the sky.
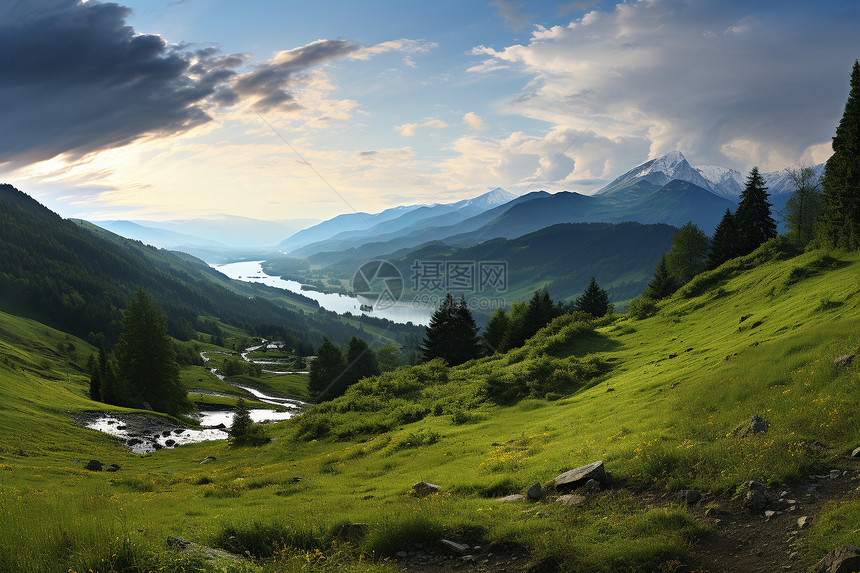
[1,0,859,223]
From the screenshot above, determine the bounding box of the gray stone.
[812,545,860,573]
[167,536,241,562]
[411,481,441,497]
[851,446,860,458]
[554,460,606,493]
[797,516,809,529]
[84,459,103,471]
[527,482,542,500]
[441,539,469,554]
[745,489,768,512]
[556,494,585,506]
[834,353,855,368]
[199,456,217,464]
[744,415,768,436]
[499,494,525,502]
[830,469,841,479]
[678,490,701,505]
[582,479,601,494]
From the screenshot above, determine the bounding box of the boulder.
[127,438,142,446]
[165,439,176,447]
[582,479,601,494]
[797,516,809,529]
[554,461,606,493]
[744,415,768,436]
[167,536,241,563]
[411,481,441,497]
[526,482,542,501]
[834,353,855,368]
[812,545,860,573]
[556,494,585,506]
[743,482,768,513]
[499,494,525,502]
[85,460,103,471]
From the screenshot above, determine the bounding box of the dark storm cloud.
[0,1,361,166]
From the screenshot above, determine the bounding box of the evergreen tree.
[308,337,347,402]
[114,290,191,415]
[421,294,481,365]
[643,255,677,299]
[574,277,610,317]
[482,307,509,355]
[734,167,777,255]
[524,287,554,336]
[344,336,380,386]
[501,301,530,350]
[708,209,739,269]
[229,398,252,441]
[783,165,822,247]
[818,60,860,249]
[665,222,709,284]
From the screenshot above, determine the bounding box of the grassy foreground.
[2,239,860,572]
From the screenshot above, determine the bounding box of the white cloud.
[462,112,489,131]
[469,0,857,173]
[396,119,449,137]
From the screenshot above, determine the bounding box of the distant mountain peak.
[599,151,713,196]
[456,187,517,209]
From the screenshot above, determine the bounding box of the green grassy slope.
[2,240,860,572]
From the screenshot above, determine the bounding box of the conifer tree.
[643,255,677,299]
[574,277,610,317]
[524,287,554,336]
[309,337,347,402]
[229,398,252,441]
[708,209,739,269]
[421,294,481,365]
[819,60,860,249]
[482,307,509,355]
[665,222,709,284]
[734,167,777,255]
[344,336,380,386]
[114,289,190,415]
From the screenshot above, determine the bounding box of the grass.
[3,241,860,571]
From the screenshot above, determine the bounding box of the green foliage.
[421,294,481,365]
[708,209,740,269]
[573,276,610,317]
[344,336,380,386]
[308,337,347,402]
[665,222,709,285]
[627,297,658,319]
[818,60,860,249]
[230,398,253,440]
[481,306,508,355]
[783,165,822,247]
[113,290,192,415]
[735,167,778,255]
[643,255,678,299]
[374,345,403,372]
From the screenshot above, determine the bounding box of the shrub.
[627,297,658,319]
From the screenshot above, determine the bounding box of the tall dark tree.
[734,167,777,255]
[665,222,709,284]
[783,165,822,247]
[114,290,191,415]
[525,287,554,336]
[818,60,860,249]
[643,255,677,299]
[708,209,739,269]
[482,307,509,355]
[574,277,610,318]
[309,337,347,402]
[421,294,481,366]
[500,301,530,350]
[229,398,252,441]
[344,336,380,386]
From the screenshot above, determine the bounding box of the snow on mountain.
[455,187,517,209]
[695,166,746,198]
[761,164,826,195]
[599,151,715,195]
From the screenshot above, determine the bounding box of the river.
[213,260,434,325]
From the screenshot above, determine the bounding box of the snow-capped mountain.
[600,151,825,199]
[453,187,517,210]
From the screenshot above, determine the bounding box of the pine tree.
[230,398,252,441]
[421,294,481,365]
[482,307,509,355]
[344,336,380,386]
[665,222,709,284]
[114,290,190,415]
[819,60,860,249]
[574,277,610,317]
[643,256,677,299]
[708,209,739,269]
[524,287,554,337]
[735,167,777,255]
[783,165,822,247]
[308,337,347,402]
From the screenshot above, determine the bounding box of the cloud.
[0,1,428,167]
[490,0,533,32]
[396,119,449,137]
[463,112,489,131]
[470,0,860,172]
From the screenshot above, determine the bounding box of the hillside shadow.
[559,332,623,357]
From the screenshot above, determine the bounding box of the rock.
[85,459,103,471]
[556,494,585,506]
[527,482,542,501]
[106,464,121,472]
[740,314,753,323]
[797,516,809,529]
[127,438,142,446]
[851,446,860,458]
[199,456,217,464]
[554,460,606,493]
[165,439,176,447]
[411,481,441,497]
[764,510,777,519]
[678,490,701,505]
[441,539,470,554]
[396,551,408,558]
[725,353,739,361]
[582,479,601,494]
[742,415,768,437]
[116,425,126,430]
[831,469,841,479]
[500,494,525,502]
[811,545,860,573]
[166,535,243,562]
[745,489,768,512]
[174,429,184,435]
[834,353,855,368]
[670,382,681,389]
[162,430,171,437]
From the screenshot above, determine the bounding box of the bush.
[627,297,658,319]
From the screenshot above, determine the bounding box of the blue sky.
[1,0,859,222]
